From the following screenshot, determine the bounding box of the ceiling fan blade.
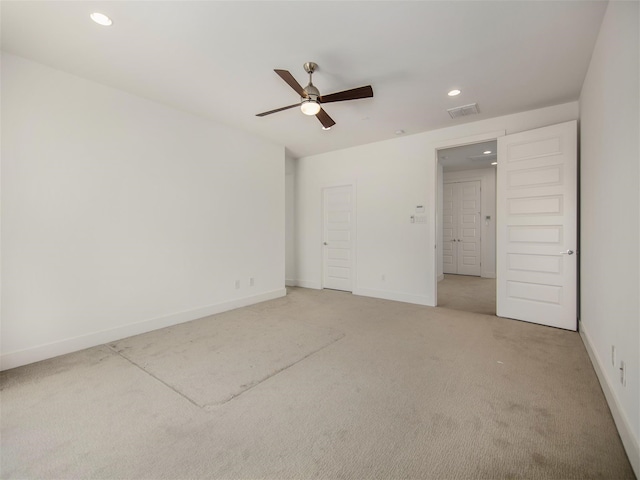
[274,69,307,98]
[256,103,300,117]
[316,108,336,129]
[320,85,373,104]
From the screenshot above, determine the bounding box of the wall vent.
[447,103,480,119]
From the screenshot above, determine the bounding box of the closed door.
[322,185,354,291]
[442,183,457,273]
[496,120,577,330]
[443,180,481,276]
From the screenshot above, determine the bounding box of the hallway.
[437,274,496,315]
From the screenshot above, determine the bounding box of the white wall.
[443,167,496,279]
[579,1,639,473]
[1,53,286,370]
[295,102,578,306]
[285,154,296,286]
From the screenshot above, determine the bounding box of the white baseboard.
[481,271,496,279]
[0,288,287,371]
[353,287,435,307]
[438,274,445,282]
[579,321,639,477]
[285,278,297,287]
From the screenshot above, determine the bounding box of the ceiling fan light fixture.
[301,97,321,116]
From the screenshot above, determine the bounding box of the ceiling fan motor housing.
[303,84,320,101]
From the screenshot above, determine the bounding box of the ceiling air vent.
[447,103,480,119]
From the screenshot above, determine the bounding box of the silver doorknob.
[560,250,574,255]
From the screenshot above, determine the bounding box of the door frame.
[321,183,357,292]
[432,131,505,306]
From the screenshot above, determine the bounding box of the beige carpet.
[109,308,343,407]
[438,274,496,315]
[1,287,634,479]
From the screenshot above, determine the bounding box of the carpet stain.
[493,437,511,448]
[506,401,528,413]
[531,452,548,466]
[428,413,460,437]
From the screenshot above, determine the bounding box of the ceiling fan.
[256,62,373,129]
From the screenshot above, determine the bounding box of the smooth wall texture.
[579,0,639,472]
[285,155,296,286]
[295,102,578,306]
[1,53,285,369]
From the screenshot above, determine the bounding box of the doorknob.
[323,242,328,245]
[560,249,574,255]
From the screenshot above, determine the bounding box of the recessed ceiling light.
[90,12,113,26]
[491,161,498,166]
[448,89,461,97]
[483,150,492,154]
[322,126,331,131]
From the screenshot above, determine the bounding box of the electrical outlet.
[620,361,626,386]
[611,345,616,367]
[249,277,254,287]
[235,280,240,289]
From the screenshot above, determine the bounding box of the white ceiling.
[1,1,607,159]
[440,140,497,172]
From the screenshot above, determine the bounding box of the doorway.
[433,121,578,329]
[437,140,497,314]
[322,184,355,292]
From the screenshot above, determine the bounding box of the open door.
[497,120,577,330]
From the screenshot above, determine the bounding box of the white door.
[457,181,482,276]
[497,120,577,330]
[443,181,481,276]
[322,185,354,291]
[442,183,457,274]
